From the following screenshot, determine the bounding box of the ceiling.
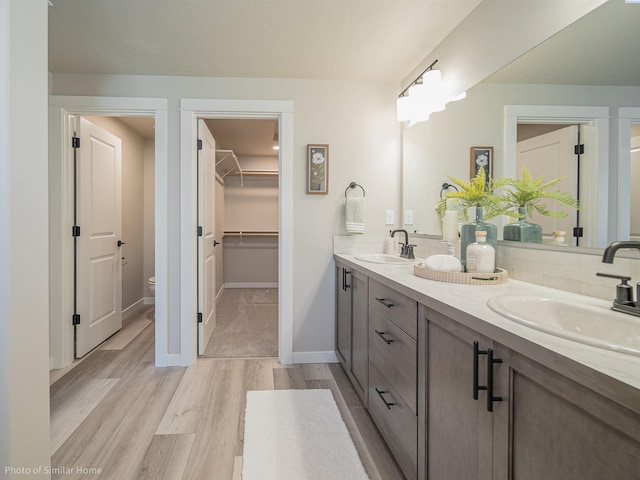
[48,0,480,83]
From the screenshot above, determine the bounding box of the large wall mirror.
[402,0,640,250]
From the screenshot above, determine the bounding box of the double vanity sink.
[354,252,640,358]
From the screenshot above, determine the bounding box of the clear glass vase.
[503,207,542,243]
[460,207,497,272]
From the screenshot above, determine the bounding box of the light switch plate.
[404,210,414,225]
[385,209,395,225]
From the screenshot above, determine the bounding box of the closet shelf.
[216,150,243,185]
[223,230,279,238]
[227,170,278,176]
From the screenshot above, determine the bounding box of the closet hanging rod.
[227,170,279,176]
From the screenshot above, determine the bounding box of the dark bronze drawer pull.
[375,387,396,409]
[375,297,394,308]
[473,341,487,400]
[486,349,503,412]
[374,329,394,344]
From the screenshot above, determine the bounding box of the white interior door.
[516,125,578,242]
[75,117,123,357]
[198,119,217,354]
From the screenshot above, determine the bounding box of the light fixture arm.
[398,59,438,98]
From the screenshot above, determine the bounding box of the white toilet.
[148,276,155,293]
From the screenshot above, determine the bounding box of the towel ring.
[439,182,459,199]
[345,182,366,199]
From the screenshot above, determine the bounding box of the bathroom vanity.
[334,254,640,480]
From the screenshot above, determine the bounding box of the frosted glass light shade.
[397,95,412,122]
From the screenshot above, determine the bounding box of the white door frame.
[49,95,170,368]
[618,107,640,241]
[180,99,294,365]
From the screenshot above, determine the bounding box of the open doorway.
[49,96,169,372]
[198,118,280,358]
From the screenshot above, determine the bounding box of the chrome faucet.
[391,229,415,259]
[597,241,640,317]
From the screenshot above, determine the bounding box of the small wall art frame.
[307,144,329,194]
[470,146,493,184]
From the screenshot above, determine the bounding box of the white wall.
[50,74,401,357]
[144,138,156,301]
[0,0,50,476]
[402,0,607,97]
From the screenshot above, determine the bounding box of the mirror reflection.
[402,0,640,250]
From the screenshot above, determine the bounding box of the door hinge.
[72,314,81,325]
[574,144,584,155]
[72,136,80,149]
[197,139,203,150]
[197,226,203,237]
[72,225,81,237]
[197,312,203,323]
[573,227,584,238]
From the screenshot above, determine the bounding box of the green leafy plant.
[500,166,579,219]
[437,167,511,220]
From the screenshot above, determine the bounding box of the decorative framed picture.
[470,146,493,183]
[307,144,329,194]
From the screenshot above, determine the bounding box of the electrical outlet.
[385,209,395,225]
[404,210,414,225]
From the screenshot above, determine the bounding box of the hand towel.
[345,196,365,235]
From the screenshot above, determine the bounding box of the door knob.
[213,240,221,247]
[117,240,126,247]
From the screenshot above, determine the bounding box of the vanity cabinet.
[335,262,368,403]
[420,304,640,480]
[368,279,418,480]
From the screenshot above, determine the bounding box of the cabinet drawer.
[369,363,418,480]
[369,307,417,413]
[369,279,417,339]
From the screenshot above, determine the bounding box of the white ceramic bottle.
[466,231,495,273]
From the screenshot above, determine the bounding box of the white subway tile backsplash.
[405,235,640,302]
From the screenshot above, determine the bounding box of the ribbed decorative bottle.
[466,231,495,273]
[460,207,497,272]
[503,207,542,243]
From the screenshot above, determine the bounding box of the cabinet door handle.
[375,297,394,308]
[375,388,396,410]
[486,349,503,412]
[374,329,394,344]
[473,341,488,400]
[342,268,351,291]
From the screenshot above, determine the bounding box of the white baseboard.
[225,282,278,289]
[143,296,155,305]
[292,351,340,364]
[123,298,145,320]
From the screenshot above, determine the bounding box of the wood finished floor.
[50,305,405,480]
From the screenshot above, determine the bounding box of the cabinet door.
[350,269,368,401]
[493,346,640,480]
[336,265,351,369]
[424,307,495,480]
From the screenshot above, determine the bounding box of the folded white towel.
[345,196,365,235]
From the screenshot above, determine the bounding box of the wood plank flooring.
[50,305,405,480]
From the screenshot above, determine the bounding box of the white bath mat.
[242,389,369,480]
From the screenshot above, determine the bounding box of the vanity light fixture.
[397,59,466,124]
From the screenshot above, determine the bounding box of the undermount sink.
[354,253,414,265]
[487,296,640,356]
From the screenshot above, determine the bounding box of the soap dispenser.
[385,231,395,254]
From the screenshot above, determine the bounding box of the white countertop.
[334,254,640,410]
